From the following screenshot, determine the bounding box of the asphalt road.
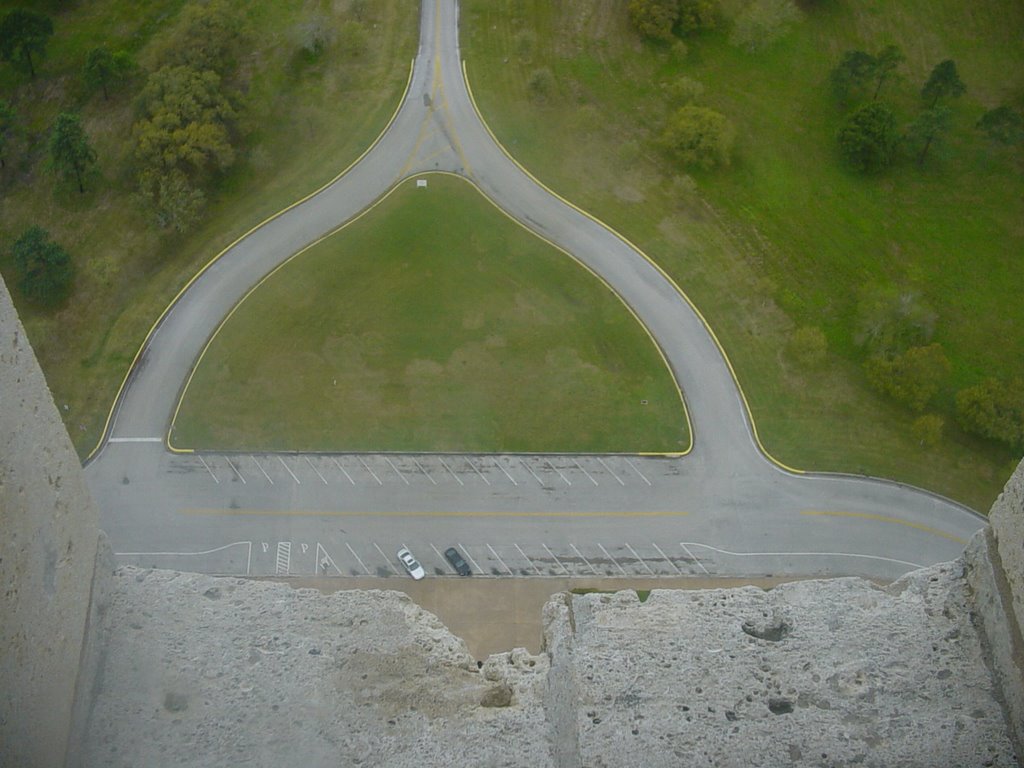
[83,0,986,583]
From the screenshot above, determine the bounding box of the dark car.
[444,547,472,576]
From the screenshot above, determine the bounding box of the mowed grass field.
[462,0,1024,509]
[0,0,417,457]
[173,175,689,452]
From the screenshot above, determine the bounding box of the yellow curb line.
[800,510,967,544]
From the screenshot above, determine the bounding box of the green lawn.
[0,0,417,457]
[172,174,689,452]
[461,0,1024,509]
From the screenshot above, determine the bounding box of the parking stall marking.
[515,543,543,576]
[486,543,514,576]
[598,543,628,575]
[495,460,518,486]
[467,458,490,485]
[625,542,655,574]
[316,543,342,575]
[570,543,598,575]
[546,460,571,486]
[359,457,383,485]
[574,459,598,486]
[275,541,291,574]
[542,543,571,576]
[412,457,436,485]
[439,458,464,486]
[521,459,546,487]
[679,541,711,575]
[252,456,274,484]
[198,455,220,484]
[457,543,483,574]
[373,542,401,575]
[625,458,652,486]
[345,542,371,575]
[224,456,247,484]
[277,456,300,484]
[331,457,355,485]
[652,542,684,575]
[597,457,625,486]
[429,542,448,570]
[305,457,328,485]
[385,457,409,485]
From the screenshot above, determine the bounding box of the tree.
[730,0,801,53]
[864,343,951,412]
[83,47,134,100]
[870,44,904,100]
[921,59,965,109]
[11,226,74,303]
[837,102,898,172]
[830,50,876,104]
[0,9,54,79]
[977,105,1024,146]
[906,106,950,166]
[956,378,1024,449]
[677,0,719,34]
[0,99,15,169]
[155,0,243,75]
[49,113,96,193]
[662,105,735,169]
[628,0,678,41]
[855,284,936,355]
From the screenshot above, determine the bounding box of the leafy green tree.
[11,226,74,303]
[153,169,206,233]
[662,105,735,169]
[628,0,678,41]
[837,102,898,172]
[677,0,719,34]
[0,99,15,169]
[0,9,54,79]
[956,378,1024,449]
[855,285,936,355]
[870,44,904,100]
[977,105,1023,146]
[911,414,944,448]
[830,50,876,104]
[906,106,950,166]
[155,0,243,75]
[864,343,951,412]
[49,113,96,193]
[83,47,135,100]
[921,59,965,108]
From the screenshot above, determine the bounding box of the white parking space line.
[570,543,597,575]
[439,458,464,486]
[345,542,371,575]
[374,542,401,575]
[598,543,627,576]
[625,458,651,486]
[412,457,436,485]
[457,543,483,574]
[468,458,490,485]
[546,460,571,486]
[251,456,274,484]
[652,542,684,575]
[574,459,598,486]
[224,456,246,484]
[316,543,342,575]
[385,457,409,485]
[429,542,448,569]
[679,542,711,575]
[277,456,300,484]
[198,455,219,484]
[625,542,655,574]
[486,543,514,576]
[543,543,571,576]
[359,457,383,485]
[275,542,291,575]
[331,457,355,485]
[495,460,518,486]
[515,543,543,576]
[521,459,545,486]
[304,457,328,485]
[597,457,624,486]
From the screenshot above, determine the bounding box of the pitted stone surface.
[990,457,1024,638]
[78,569,552,768]
[547,565,1017,768]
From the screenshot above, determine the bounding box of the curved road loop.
[83,0,985,582]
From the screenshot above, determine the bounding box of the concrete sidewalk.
[268,575,812,658]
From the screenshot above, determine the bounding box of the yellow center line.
[185,508,689,519]
[801,510,967,544]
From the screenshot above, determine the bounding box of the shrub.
[837,102,898,172]
[662,105,735,169]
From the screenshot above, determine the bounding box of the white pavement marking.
[543,543,571,576]
[597,457,625,486]
[625,542,655,575]
[385,457,409,485]
[108,436,162,443]
[574,459,598,486]
[197,455,219,484]
[652,542,684,575]
[681,542,923,569]
[495,460,518,486]
[515,543,543,576]
[331,457,355,485]
[679,541,711,575]
[429,542,447,570]
[359,457,382,485]
[625,458,652,486]
[412,457,436,485]
[439,458,464,486]
[521,459,545,486]
[570,543,598,575]
[546,460,571,486]
[277,456,300,484]
[457,543,483,574]
[225,456,246,484]
[468,458,490,485]
[304,457,328,485]
[276,542,291,575]
[374,542,402,575]
[316,543,342,575]
[598,543,627,576]
[115,542,250,557]
[486,543,514,576]
[252,456,274,484]
[345,542,371,575]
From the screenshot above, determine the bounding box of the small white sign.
[417,179,428,187]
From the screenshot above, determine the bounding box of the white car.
[396,547,425,580]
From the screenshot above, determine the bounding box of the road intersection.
[84,0,985,582]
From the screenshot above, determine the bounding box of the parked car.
[444,546,472,576]
[396,547,425,580]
